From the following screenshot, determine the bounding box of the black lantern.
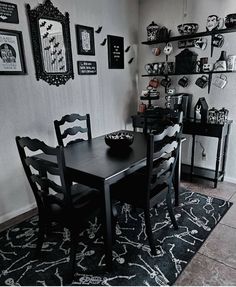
[194,97,208,123]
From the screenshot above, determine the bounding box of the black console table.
[182,120,232,188]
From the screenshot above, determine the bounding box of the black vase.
[214,51,227,71]
[218,51,227,61]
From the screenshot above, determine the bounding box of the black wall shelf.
[142,27,236,45]
[142,27,236,93]
[142,70,236,93]
[142,70,236,77]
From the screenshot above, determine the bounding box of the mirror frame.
[26,0,74,86]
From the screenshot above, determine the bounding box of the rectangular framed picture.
[76,25,95,56]
[0,29,26,75]
[78,61,97,75]
[0,1,19,24]
[107,35,124,69]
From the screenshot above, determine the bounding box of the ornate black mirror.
[26,0,74,86]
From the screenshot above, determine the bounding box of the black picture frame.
[0,29,26,75]
[0,1,19,24]
[26,0,74,86]
[107,35,124,69]
[76,25,95,56]
[78,61,97,75]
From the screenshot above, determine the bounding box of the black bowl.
[105,132,134,149]
[225,14,236,28]
[177,23,199,35]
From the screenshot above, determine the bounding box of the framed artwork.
[0,1,19,23]
[27,0,74,86]
[0,29,26,75]
[76,25,95,55]
[78,61,97,75]
[107,35,124,69]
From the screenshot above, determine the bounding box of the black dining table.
[35,130,181,271]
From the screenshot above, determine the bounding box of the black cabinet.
[182,120,233,188]
[132,114,233,188]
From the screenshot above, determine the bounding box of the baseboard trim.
[224,176,236,184]
[0,204,37,233]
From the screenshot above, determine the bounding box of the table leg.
[221,124,231,181]
[214,137,222,188]
[102,181,113,272]
[190,135,195,181]
[174,139,182,206]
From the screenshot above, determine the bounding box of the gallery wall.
[0,0,139,223]
[139,0,236,183]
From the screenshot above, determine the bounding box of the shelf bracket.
[210,34,215,57]
[208,72,213,94]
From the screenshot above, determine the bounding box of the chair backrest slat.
[146,123,182,202]
[16,136,71,214]
[31,174,64,194]
[54,113,92,147]
[62,126,88,139]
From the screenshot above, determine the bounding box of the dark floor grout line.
[228,192,236,202]
[219,222,236,230]
[197,251,236,271]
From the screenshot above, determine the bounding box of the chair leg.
[144,209,156,256]
[112,204,118,244]
[34,220,45,258]
[65,230,77,284]
[172,178,179,207]
[166,187,178,230]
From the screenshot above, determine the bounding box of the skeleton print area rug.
[0,188,232,286]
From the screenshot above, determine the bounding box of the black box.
[175,49,198,74]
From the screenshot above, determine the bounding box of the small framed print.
[0,1,19,24]
[0,29,26,75]
[78,61,97,75]
[76,25,95,56]
[107,35,124,69]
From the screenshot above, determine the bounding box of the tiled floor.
[175,179,236,286]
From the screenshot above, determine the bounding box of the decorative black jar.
[147,21,160,41]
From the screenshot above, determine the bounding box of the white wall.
[0,0,139,223]
[139,0,236,183]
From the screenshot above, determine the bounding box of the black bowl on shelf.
[225,14,236,28]
[177,23,199,35]
[105,132,134,149]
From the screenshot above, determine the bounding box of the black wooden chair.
[15,136,101,283]
[111,124,181,255]
[54,113,92,147]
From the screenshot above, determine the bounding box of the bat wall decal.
[95,26,103,33]
[125,46,131,53]
[47,24,53,31]
[43,32,49,39]
[40,20,46,27]
[100,38,107,46]
[128,57,134,64]
[49,37,55,43]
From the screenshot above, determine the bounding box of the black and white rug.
[0,188,232,286]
